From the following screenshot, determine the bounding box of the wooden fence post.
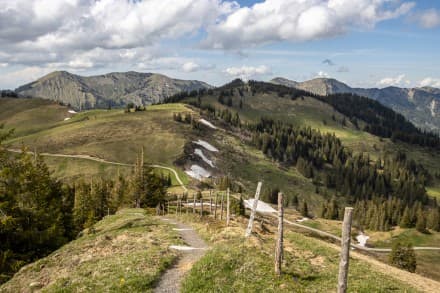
[175,200,178,215]
[337,207,353,293]
[200,198,203,217]
[214,193,218,219]
[220,192,224,220]
[167,201,169,214]
[186,199,189,214]
[245,182,262,237]
[193,194,196,214]
[275,192,284,276]
[226,188,230,226]
[209,190,213,214]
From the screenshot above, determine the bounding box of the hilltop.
[15,71,211,110]
[271,77,440,132]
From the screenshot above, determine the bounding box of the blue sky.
[1,0,440,88]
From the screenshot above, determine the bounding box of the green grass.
[0,209,183,293]
[1,101,194,182]
[179,215,419,293]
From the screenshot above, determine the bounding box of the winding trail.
[155,218,208,293]
[7,149,187,192]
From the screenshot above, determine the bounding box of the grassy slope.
[176,215,421,292]
[1,100,192,183]
[0,209,182,293]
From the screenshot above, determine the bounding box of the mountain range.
[271,77,440,132]
[15,71,211,110]
[10,71,440,131]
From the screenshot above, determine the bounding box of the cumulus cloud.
[203,0,415,49]
[315,71,330,78]
[419,77,440,88]
[378,74,411,87]
[182,62,201,73]
[224,65,272,81]
[411,9,440,28]
[0,0,236,67]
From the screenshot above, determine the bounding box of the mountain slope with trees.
[271,77,440,132]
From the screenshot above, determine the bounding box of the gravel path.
[154,218,208,293]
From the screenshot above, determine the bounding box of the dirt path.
[154,218,208,293]
[7,149,188,192]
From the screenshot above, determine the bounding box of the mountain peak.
[15,71,211,110]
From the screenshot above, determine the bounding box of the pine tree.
[427,208,440,231]
[389,241,417,273]
[399,206,412,228]
[301,201,309,217]
[415,208,427,233]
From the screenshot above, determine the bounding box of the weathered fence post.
[167,201,169,214]
[186,199,189,214]
[245,182,262,237]
[337,207,354,293]
[200,198,203,217]
[275,192,284,276]
[209,190,213,214]
[175,200,178,215]
[162,203,165,215]
[220,192,224,220]
[214,193,218,219]
[193,194,196,214]
[226,188,230,226]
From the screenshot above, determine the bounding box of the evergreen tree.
[389,241,417,273]
[415,208,427,233]
[301,201,309,217]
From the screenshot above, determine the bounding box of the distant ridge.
[16,71,212,110]
[271,77,440,131]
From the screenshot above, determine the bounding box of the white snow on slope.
[199,119,217,129]
[244,199,277,213]
[431,100,437,117]
[68,110,77,114]
[296,217,309,223]
[193,140,219,152]
[356,233,370,247]
[185,164,211,180]
[64,117,71,121]
[195,148,215,167]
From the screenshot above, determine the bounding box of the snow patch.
[193,140,218,152]
[185,165,211,180]
[199,119,217,129]
[356,233,370,247]
[169,245,205,251]
[68,110,77,114]
[244,199,277,213]
[431,100,437,117]
[195,148,215,167]
[296,217,309,223]
[64,117,71,121]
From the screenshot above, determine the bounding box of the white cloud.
[182,62,201,73]
[203,0,415,49]
[224,65,272,80]
[378,74,411,87]
[412,9,440,28]
[419,77,440,88]
[316,71,330,78]
[0,66,52,89]
[0,0,236,67]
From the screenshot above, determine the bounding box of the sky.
[0,0,440,89]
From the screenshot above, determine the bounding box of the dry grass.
[0,209,183,293]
